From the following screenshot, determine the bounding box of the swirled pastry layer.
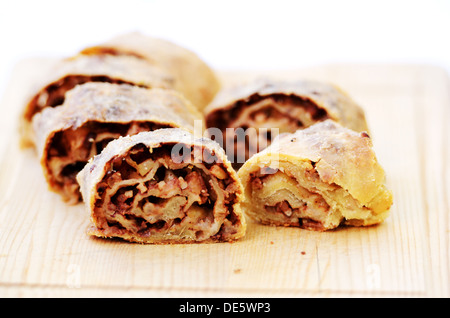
[77,128,246,244]
[238,120,393,231]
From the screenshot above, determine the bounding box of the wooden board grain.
[0,59,448,297]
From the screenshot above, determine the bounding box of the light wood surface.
[0,59,448,297]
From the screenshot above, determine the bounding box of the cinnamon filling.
[24,75,148,122]
[46,121,167,203]
[206,94,329,167]
[93,144,241,241]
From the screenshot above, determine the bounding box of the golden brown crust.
[33,82,202,204]
[19,54,175,148]
[76,128,246,244]
[80,32,221,110]
[237,120,393,231]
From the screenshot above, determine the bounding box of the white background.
[0,0,449,99]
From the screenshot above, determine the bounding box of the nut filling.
[92,143,243,242]
[205,79,371,169]
[45,121,167,204]
[207,94,329,167]
[25,75,146,122]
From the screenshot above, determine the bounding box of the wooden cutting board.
[0,59,448,297]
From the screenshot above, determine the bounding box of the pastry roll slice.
[204,78,369,167]
[20,53,174,147]
[80,32,221,110]
[33,82,202,204]
[238,120,393,231]
[76,128,246,244]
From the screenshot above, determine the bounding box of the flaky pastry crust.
[80,32,221,110]
[238,120,393,231]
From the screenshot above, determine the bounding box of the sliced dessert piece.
[33,82,201,204]
[237,120,393,231]
[20,53,174,147]
[77,128,246,243]
[80,32,220,110]
[205,78,368,167]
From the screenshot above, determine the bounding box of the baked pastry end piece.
[237,120,393,231]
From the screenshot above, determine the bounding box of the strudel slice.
[33,82,201,204]
[20,53,173,147]
[77,128,246,243]
[237,120,393,231]
[205,78,368,168]
[80,32,220,111]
